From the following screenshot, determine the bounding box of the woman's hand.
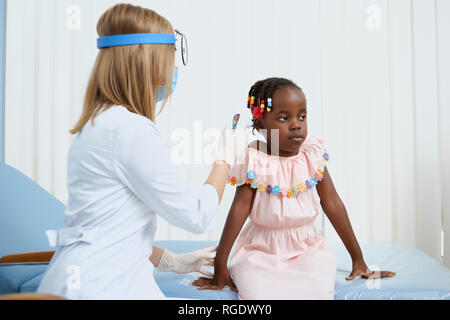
[346,258,396,280]
[157,246,217,277]
[190,265,238,292]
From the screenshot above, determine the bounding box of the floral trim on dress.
[227,151,330,199]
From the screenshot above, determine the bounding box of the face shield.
[97,30,188,101]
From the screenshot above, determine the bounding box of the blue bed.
[1,162,449,299]
[155,240,450,300]
[1,240,449,300]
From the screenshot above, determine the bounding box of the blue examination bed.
[152,240,450,300]
[1,240,449,300]
[1,162,449,299]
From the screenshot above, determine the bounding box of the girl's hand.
[346,259,396,280]
[190,266,238,292]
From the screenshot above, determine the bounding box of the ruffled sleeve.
[227,135,329,198]
[228,147,260,189]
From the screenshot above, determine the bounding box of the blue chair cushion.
[1,241,449,299]
[20,273,46,293]
[0,263,48,295]
[0,162,65,257]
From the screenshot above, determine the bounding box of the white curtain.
[4,0,450,266]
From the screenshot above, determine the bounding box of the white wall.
[4,0,450,264]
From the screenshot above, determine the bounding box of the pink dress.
[227,135,337,300]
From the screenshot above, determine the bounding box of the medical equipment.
[157,246,216,277]
[232,114,240,130]
[97,30,188,66]
[97,31,187,101]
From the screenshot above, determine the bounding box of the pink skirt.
[228,221,337,300]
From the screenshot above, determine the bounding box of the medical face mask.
[97,32,188,102]
[156,67,179,102]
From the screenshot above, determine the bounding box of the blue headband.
[97,33,176,49]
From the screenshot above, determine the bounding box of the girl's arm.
[217,183,255,264]
[317,168,396,280]
[192,183,256,291]
[316,168,364,262]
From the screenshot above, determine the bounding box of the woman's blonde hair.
[70,3,175,135]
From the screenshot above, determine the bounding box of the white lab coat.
[37,105,219,300]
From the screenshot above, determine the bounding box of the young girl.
[192,78,396,300]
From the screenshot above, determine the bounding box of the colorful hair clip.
[267,98,272,112]
[252,106,264,119]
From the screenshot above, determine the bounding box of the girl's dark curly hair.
[247,78,303,133]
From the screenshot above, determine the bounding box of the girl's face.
[256,87,308,157]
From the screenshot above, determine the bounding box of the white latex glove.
[157,246,217,277]
[214,127,254,168]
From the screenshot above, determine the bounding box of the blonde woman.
[37,4,250,300]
